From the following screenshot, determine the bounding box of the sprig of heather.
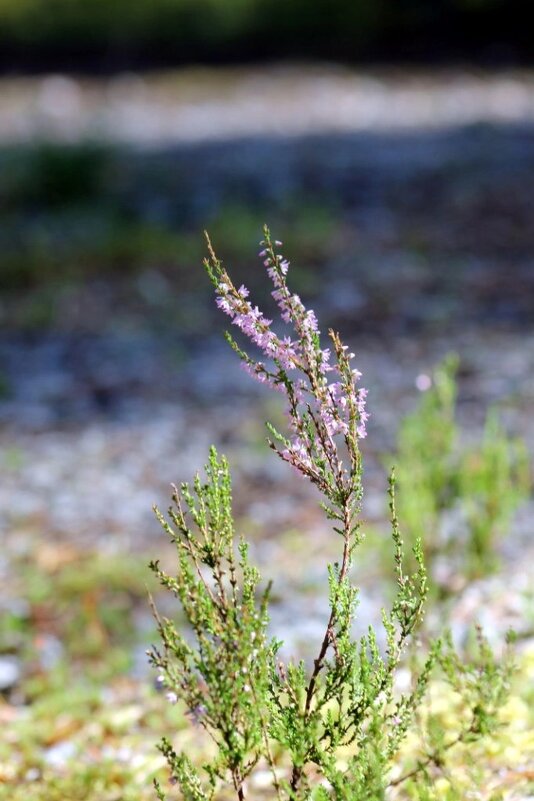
[204,227,408,796]
[150,230,514,801]
[148,448,281,801]
[205,226,368,508]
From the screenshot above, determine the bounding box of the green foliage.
[149,448,278,798]
[459,411,530,574]
[149,233,521,800]
[392,357,529,588]
[151,449,440,800]
[399,629,515,799]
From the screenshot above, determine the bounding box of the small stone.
[251,769,273,789]
[24,768,40,782]
[44,740,76,767]
[0,656,20,691]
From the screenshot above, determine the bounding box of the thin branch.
[290,500,352,794]
[389,725,474,787]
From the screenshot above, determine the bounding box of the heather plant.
[392,358,529,590]
[148,228,514,801]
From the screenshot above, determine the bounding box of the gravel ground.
[1,326,532,653]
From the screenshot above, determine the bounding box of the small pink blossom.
[282,435,314,472]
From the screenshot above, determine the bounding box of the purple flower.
[303,309,319,333]
[282,434,314,472]
[210,231,369,493]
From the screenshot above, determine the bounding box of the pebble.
[43,740,76,768]
[0,656,20,691]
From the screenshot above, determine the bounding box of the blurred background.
[0,2,533,798]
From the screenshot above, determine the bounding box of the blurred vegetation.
[0,547,188,799]
[391,357,530,594]
[0,142,339,329]
[0,0,530,71]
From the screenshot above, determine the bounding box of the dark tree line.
[0,0,531,73]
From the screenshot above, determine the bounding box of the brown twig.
[290,501,352,795]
